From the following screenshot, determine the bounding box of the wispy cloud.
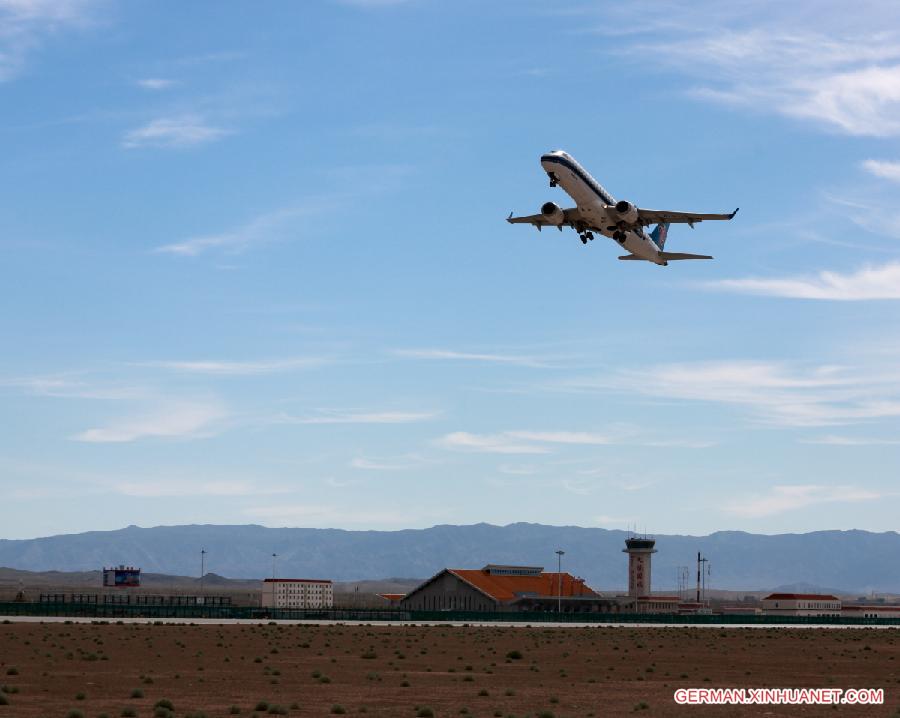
[0,0,97,82]
[113,479,288,498]
[122,114,230,149]
[862,159,900,183]
[350,457,420,470]
[243,503,417,526]
[801,434,900,446]
[155,204,323,256]
[617,3,900,137]
[724,484,885,518]
[3,375,146,400]
[504,430,613,445]
[571,360,900,427]
[436,432,551,455]
[708,262,900,300]
[71,399,228,443]
[394,348,561,368]
[282,409,438,425]
[137,357,326,375]
[136,77,176,90]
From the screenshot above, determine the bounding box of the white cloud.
[0,0,96,81]
[619,3,900,137]
[724,484,885,518]
[573,360,900,427]
[801,435,900,446]
[437,432,550,455]
[71,399,228,443]
[3,375,146,400]
[155,205,320,256]
[350,457,412,470]
[284,409,438,425]
[114,479,287,498]
[122,114,230,149]
[137,357,326,375]
[136,77,175,90]
[394,348,557,368]
[505,430,613,445]
[862,159,900,183]
[243,503,415,526]
[709,262,900,300]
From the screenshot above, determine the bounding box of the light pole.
[200,549,206,595]
[555,549,565,613]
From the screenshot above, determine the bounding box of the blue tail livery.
[650,222,670,250]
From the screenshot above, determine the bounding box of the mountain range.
[1,523,897,593]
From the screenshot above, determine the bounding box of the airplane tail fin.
[650,222,670,250]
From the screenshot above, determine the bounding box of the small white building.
[761,593,841,616]
[261,578,333,609]
[842,605,900,619]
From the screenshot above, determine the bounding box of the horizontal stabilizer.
[618,254,648,261]
[658,252,713,261]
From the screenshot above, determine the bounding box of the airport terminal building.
[399,564,620,613]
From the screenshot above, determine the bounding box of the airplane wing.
[506,208,579,230]
[636,207,739,227]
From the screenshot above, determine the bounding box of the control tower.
[623,536,657,597]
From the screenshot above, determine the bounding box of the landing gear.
[613,230,626,244]
[580,236,587,244]
[547,172,559,188]
[579,231,594,245]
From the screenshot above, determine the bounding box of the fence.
[2,602,900,625]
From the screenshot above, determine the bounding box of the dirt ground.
[0,622,897,717]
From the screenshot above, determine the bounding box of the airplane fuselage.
[540,150,664,264]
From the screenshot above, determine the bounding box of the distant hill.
[1,523,898,593]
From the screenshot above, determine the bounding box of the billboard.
[103,566,141,588]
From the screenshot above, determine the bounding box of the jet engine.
[614,200,639,224]
[541,201,565,225]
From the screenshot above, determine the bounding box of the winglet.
[729,207,740,219]
[507,211,514,223]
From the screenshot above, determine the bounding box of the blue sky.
[4,0,900,540]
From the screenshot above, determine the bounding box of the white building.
[261,578,333,609]
[842,605,900,619]
[761,593,841,616]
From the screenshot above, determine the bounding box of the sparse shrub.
[331,706,346,715]
[3,670,16,677]
[401,680,410,687]
[131,688,144,699]
[478,689,489,696]
[361,650,377,659]
[416,709,434,717]
[65,711,85,718]
[505,650,523,660]
[154,699,175,711]
[268,706,288,716]
[319,676,332,684]
[120,709,137,718]
[0,693,8,706]
[255,701,269,711]
[229,707,241,715]
[633,702,649,711]
[75,692,86,700]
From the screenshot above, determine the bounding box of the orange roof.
[449,569,597,602]
[377,593,406,601]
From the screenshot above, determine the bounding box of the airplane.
[507,150,738,266]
